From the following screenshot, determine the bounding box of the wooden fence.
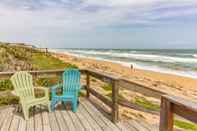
[0,69,197,131]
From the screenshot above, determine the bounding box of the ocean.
[51,49,197,79]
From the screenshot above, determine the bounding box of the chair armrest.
[51,84,63,96]
[34,87,49,98]
[51,84,63,90]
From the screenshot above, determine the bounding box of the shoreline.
[51,49,197,79]
[52,51,197,101]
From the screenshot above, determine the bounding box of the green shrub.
[79,91,86,97]
[36,77,61,87]
[31,53,77,70]
[174,119,197,131]
[134,97,160,111]
[106,92,125,101]
[0,80,13,91]
[102,84,112,91]
[0,96,19,106]
[91,78,97,82]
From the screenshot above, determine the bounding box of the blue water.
[51,49,197,79]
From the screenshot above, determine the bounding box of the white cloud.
[0,0,197,47]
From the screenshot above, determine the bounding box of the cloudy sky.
[0,0,197,48]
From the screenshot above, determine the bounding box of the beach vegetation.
[174,119,197,131]
[102,84,112,91]
[106,92,125,101]
[0,80,13,91]
[31,53,77,70]
[0,96,19,106]
[133,96,160,111]
[79,91,86,97]
[91,78,97,82]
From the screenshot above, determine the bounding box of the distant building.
[4,42,36,48]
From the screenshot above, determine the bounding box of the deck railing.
[160,95,197,131]
[0,69,197,131]
[84,69,119,122]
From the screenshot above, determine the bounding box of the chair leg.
[47,103,51,112]
[72,99,78,113]
[51,100,57,112]
[22,105,29,120]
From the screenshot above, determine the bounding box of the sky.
[0,0,197,49]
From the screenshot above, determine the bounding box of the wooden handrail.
[119,78,166,99]
[86,69,119,82]
[0,69,87,79]
[160,95,197,131]
[118,99,159,115]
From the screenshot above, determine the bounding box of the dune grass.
[174,119,197,131]
[0,96,19,106]
[106,92,125,101]
[0,80,13,91]
[31,53,77,70]
[102,84,112,91]
[134,96,160,111]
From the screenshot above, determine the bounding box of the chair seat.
[52,92,76,100]
[25,97,49,106]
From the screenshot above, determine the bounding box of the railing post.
[160,96,173,131]
[112,80,119,123]
[86,72,90,98]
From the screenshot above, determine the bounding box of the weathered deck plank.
[0,108,14,131]
[84,100,120,131]
[68,110,85,131]
[0,107,10,128]
[55,110,68,131]
[26,108,34,131]
[77,103,103,131]
[75,108,94,131]
[9,113,20,131]
[81,100,112,131]
[48,111,60,131]
[34,106,43,131]
[0,99,158,131]
[41,107,51,131]
[121,121,138,131]
[61,110,76,131]
[129,120,150,131]
[18,115,27,131]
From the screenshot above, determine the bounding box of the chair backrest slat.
[11,71,35,100]
[63,69,80,93]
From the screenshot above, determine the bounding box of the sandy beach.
[52,52,197,102]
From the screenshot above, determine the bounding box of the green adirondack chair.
[11,71,51,120]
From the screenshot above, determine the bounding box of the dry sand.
[52,52,197,101]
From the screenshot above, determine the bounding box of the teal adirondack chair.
[51,69,80,112]
[11,71,51,120]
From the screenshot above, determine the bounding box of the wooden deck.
[0,99,158,131]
